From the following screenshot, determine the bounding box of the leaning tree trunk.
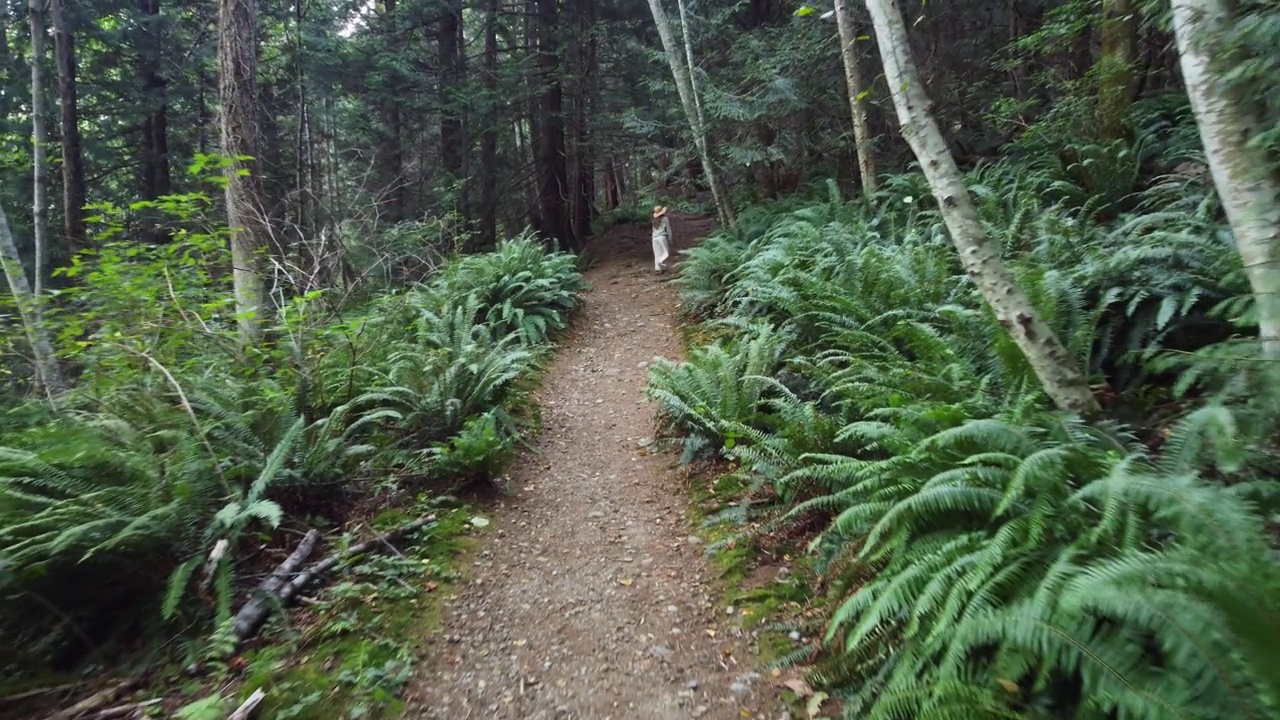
[28,0,48,335]
[1172,0,1280,359]
[864,0,1101,416]
[675,0,733,226]
[0,204,64,395]
[646,0,734,227]
[49,0,86,252]
[834,0,876,193]
[218,0,269,345]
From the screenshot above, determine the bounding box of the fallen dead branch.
[45,679,138,720]
[230,516,436,647]
[92,698,162,718]
[229,529,321,642]
[226,688,265,720]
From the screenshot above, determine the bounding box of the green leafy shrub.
[0,215,585,674]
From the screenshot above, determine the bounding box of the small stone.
[686,679,699,690]
[686,536,703,546]
[729,682,750,699]
[789,630,802,641]
[589,511,605,519]
[691,706,709,718]
[650,645,673,659]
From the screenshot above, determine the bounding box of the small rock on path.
[401,215,779,720]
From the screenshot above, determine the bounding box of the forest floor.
[400,214,785,720]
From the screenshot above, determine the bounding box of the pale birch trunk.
[0,204,64,395]
[218,0,269,345]
[28,0,48,337]
[834,0,876,193]
[864,0,1101,416]
[1172,0,1280,358]
[646,0,734,227]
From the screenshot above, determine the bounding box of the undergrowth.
[0,198,587,710]
[651,130,1280,719]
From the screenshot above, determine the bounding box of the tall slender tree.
[478,0,499,247]
[833,0,876,193]
[535,0,570,246]
[28,0,48,330]
[646,0,733,226]
[137,0,170,201]
[48,0,86,252]
[675,0,733,225]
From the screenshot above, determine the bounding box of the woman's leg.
[652,234,670,271]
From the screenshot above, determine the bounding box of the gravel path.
[401,215,781,720]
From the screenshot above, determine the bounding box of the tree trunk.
[833,0,876,193]
[28,0,49,338]
[673,0,734,225]
[374,0,404,223]
[48,0,86,253]
[0,204,64,394]
[138,0,171,202]
[864,0,1101,416]
[535,0,570,247]
[569,0,596,247]
[603,155,619,209]
[218,0,269,345]
[1172,0,1280,359]
[438,0,464,191]
[478,0,498,248]
[1097,0,1137,139]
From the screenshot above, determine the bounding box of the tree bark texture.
[1172,0,1280,358]
[138,0,171,201]
[49,0,86,252]
[479,0,499,247]
[834,0,876,193]
[1097,0,1137,139]
[864,0,1101,416]
[535,0,570,247]
[28,0,48,329]
[218,0,269,344]
[439,0,464,188]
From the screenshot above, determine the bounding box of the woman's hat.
[653,205,668,218]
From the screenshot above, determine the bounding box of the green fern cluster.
[650,160,1280,718]
[0,232,585,671]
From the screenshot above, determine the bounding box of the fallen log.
[230,516,436,647]
[229,529,321,642]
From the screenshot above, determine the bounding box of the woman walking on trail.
[651,205,672,272]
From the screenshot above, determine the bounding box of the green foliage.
[651,149,1280,718]
[0,194,585,675]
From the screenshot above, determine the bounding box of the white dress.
[652,216,671,271]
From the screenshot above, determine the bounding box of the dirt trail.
[402,214,781,720]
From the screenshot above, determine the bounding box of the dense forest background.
[2,0,1280,715]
